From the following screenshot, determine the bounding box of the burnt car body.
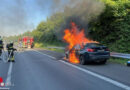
[65,43,110,65]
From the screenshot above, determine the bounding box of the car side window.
[74,44,81,50]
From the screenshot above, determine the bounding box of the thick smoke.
[49,0,105,40]
[35,0,105,28]
[64,0,105,24]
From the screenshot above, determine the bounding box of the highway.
[0,50,130,90]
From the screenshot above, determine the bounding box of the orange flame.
[63,22,97,64]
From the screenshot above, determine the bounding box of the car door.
[74,44,81,57]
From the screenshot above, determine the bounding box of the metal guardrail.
[47,47,65,49]
[110,52,130,59]
[47,47,130,59]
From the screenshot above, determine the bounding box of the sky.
[0,0,104,37]
[0,0,54,36]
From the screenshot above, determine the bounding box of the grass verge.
[109,57,129,65]
[34,42,64,53]
[43,48,64,53]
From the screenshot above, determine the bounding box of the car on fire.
[65,43,110,65]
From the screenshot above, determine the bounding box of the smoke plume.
[48,0,105,40]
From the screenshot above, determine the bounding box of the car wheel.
[79,56,86,65]
[65,54,68,59]
[100,60,107,64]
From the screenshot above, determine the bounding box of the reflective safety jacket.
[7,43,14,51]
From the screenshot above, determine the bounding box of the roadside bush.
[89,0,130,53]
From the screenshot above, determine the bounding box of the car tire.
[79,56,86,65]
[100,60,107,64]
[65,54,68,59]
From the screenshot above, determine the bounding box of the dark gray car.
[65,43,110,65]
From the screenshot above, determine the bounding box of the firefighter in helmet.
[0,36,3,60]
[6,41,16,62]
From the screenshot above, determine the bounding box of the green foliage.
[89,0,130,53]
[31,12,65,44]
[4,31,32,42]
[109,57,129,65]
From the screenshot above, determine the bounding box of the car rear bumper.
[85,54,110,61]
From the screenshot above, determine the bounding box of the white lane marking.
[5,62,13,86]
[33,50,56,59]
[0,88,10,89]
[60,60,130,90]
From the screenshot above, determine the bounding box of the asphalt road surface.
[0,49,130,90]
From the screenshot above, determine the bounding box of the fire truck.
[18,36,34,48]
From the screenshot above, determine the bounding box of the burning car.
[65,43,110,65]
[63,22,110,64]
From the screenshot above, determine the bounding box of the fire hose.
[7,50,13,62]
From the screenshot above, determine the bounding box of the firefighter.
[6,42,16,62]
[0,36,3,60]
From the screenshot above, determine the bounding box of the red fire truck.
[18,36,34,48]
